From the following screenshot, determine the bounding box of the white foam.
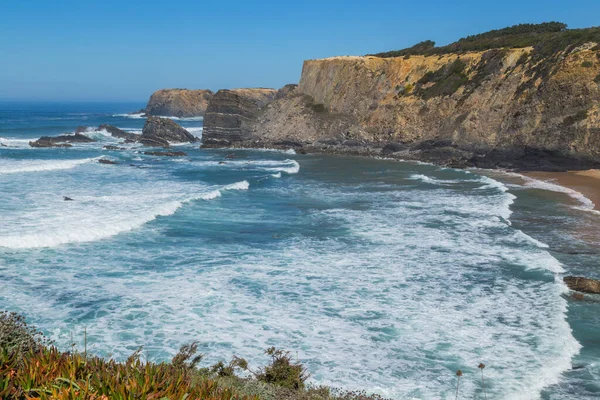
[0,137,35,148]
[223,180,249,191]
[0,179,249,249]
[522,175,595,210]
[0,157,99,175]
[271,172,282,178]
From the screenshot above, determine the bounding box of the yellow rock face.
[297,47,600,157]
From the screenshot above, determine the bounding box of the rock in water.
[564,276,600,294]
[29,133,95,148]
[143,151,187,157]
[63,196,74,201]
[202,88,277,145]
[140,116,196,147]
[96,124,139,141]
[98,159,118,165]
[144,89,213,118]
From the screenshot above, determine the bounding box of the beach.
[524,170,600,211]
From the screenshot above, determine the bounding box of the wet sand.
[523,170,600,211]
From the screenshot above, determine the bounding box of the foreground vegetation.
[0,312,386,400]
[370,22,600,59]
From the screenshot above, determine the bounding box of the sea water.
[0,101,598,399]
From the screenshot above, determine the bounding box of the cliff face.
[145,89,213,118]
[202,89,277,144]
[293,46,600,167]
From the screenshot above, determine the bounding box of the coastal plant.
[0,311,52,360]
[478,363,487,399]
[582,61,594,68]
[455,370,462,400]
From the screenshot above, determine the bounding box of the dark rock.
[564,276,600,294]
[63,196,74,201]
[98,159,118,165]
[97,124,138,141]
[140,116,196,147]
[274,140,304,148]
[144,151,187,157]
[382,142,406,155]
[316,137,342,146]
[201,138,231,147]
[29,133,95,148]
[103,145,126,150]
[342,139,365,147]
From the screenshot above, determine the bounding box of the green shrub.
[563,109,589,125]
[369,22,600,61]
[582,61,594,68]
[256,347,309,390]
[417,59,469,99]
[516,52,530,66]
[311,103,327,113]
[594,73,600,84]
[0,311,52,359]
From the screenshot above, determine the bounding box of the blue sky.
[1,0,598,101]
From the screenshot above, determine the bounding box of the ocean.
[0,101,598,399]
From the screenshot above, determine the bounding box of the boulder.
[140,116,196,147]
[29,133,95,148]
[98,159,118,165]
[144,151,187,157]
[103,145,126,150]
[382,142,406,155]
[564,276,600,294]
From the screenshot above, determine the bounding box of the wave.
[0,137,35,148]
[0,180,249,249]
[408,174,463,184]
[0,157,99,175]
[521,175,596,211]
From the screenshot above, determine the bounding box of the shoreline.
[522,170,600,212]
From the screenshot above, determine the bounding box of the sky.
[1,0,599,102]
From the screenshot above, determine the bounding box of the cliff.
[144,89,213,118]
[202,88,277,144]
[201,24,600,171]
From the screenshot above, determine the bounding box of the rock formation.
[202,88,277,146]
[564,276,600,294]
[96,125,138,141]
[144,89,213,118]
[29,134,96,148]
[144,151,187,157]
[202,37,600,171]
[140,116,197,147]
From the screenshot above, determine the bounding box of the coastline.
[522,170,600,211]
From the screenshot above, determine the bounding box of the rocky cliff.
[144,89,213,118]
[202,88,277,145]
[203,42,600,170]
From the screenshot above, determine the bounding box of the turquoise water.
[0,101,599,399]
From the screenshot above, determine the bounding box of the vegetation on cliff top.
[370,22,600,59]
[0,312,386,400]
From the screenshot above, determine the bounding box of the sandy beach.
[523,170,600,211]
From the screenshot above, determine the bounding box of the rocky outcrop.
[292,48,600,170]
[144,151,187,157]
[202,89,277,145]
[29,134,96,148]
[140,116,197,147]
[96,125,138,141]
[202,44,600,171]
[564,276,600,294]
[144,89,213,118]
